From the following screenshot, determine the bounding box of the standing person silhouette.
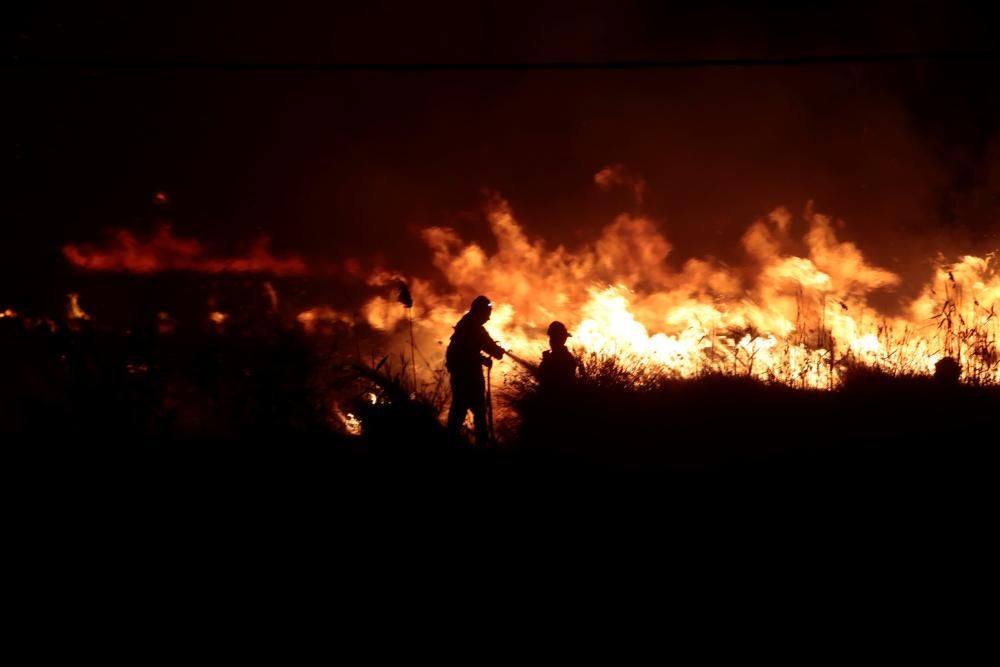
[446,296,505,444]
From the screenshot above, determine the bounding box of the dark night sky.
[3,1,999,308]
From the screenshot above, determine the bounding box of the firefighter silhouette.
[445,296,504,443]
[537,321,579,390]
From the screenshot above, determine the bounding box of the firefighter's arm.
[479,329,505,360]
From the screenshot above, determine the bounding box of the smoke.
[594,164,646,205]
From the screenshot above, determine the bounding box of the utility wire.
[9,50,998,72]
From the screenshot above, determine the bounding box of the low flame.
[67,293,90,321]
[53,172,1000,393]
[343,412,362,436]
[297,307,353,334]
[332,404,363,436]
[354,183,999,389]
[63,225,308,276]
[263,281,279,312]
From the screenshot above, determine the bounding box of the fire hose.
[503,349,539,376]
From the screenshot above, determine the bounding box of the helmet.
[470,295,493,313]
[547,321,570,337]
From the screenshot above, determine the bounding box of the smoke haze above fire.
[3,1,998,311]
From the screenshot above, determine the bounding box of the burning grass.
[10,168,999,477]
[351,190,1000,392]
[59,172,1000,393]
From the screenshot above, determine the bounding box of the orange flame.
[356,185,999,389]
[297,307,353,334]
[63,225,309,276]
[263,281,279,312]
[332,404,363,436]
[67,293,90,321]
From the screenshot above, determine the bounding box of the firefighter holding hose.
[445,295,504,444]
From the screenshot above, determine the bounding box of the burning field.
[10,2,1000,599]
[2,168,997,470]
[58,169,1000,391]
[354,184,999,391]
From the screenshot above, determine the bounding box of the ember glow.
[355,180,999,389]
[156,312,176,334]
